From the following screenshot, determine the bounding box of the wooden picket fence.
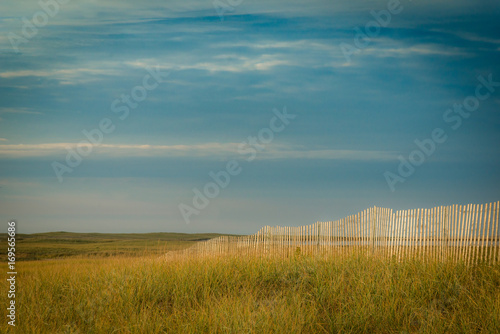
[167,201,500,265]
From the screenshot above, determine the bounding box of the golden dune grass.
[1,253,499,333]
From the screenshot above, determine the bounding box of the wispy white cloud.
[431,30,500,45]
[0,64,125,87]
[363,43,472,58]
[0,70,51,79]
[0,142,239,158]
[213,40,338,52]
[0,138,7,141]
[0,107,43,115]
[125,53,293,73]
[0,142,396,161]
[259,148,396,161]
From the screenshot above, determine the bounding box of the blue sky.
[0,0,499,234]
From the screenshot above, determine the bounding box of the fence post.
[496,201,500,265]
[317,221,321,250]
[371,207,376,256]
[484,203,492,264]
[443,206,450,260]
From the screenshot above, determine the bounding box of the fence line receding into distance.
[167,201,500,265]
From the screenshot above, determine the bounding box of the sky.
[0,0,499,234]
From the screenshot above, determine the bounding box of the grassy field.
[1,248,499,333]
[0,232,235,261]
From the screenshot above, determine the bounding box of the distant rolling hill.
[1,231,241,261]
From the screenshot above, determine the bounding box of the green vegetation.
[1,251,499,333]
[0,232,236,261]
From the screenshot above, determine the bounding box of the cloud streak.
[0,107,43,115]
[0,142,396,161]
